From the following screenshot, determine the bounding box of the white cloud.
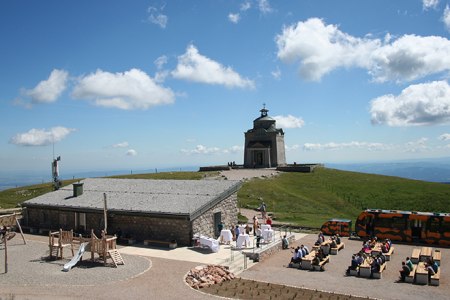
[172,45,255,89]
[24,69,69,104]
[241,2,251,11]
[181,144,222,155]
[228,13,240,24]
[405,138,429,153]
[271,67,281,80]
[273,115,304,128]
[370,80,450,126]
[258,0,273,14]
[223,145,244,154]
[126,149,137,156]
[443,5,450,32]
[285,144,300,151]
[423,0,439,10]
[154,55,168,69]
[147,6,168,28]
[276,18,450,82]
[439,133,450,141]
[303,141,388,151]
[113,142,129,148]
[72,68,175,110]
[10,126,75,146]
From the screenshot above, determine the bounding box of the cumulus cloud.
[10,126,75,146]
[258,0,273,14]
[303,141,388,151]
[147,6,168,28]
[443,5,450,32]
[113,142,129,148]
[228,13,240,23]
[370,80,450,126]
[72,68,175,110]
[241,2,251,11]
[423,0,439,10]
[23,69,69,104]
[285,144,300,151]
[154,55,168,69]
[439,133,450,141]
[273,115,304,128]
[223,145,244,154]
[405,138,429,153]
[172,45,255,89]
[181,144,222,155]
[126,149,137,156]
[276,18,450,82]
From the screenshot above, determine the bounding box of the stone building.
[244,106,286,168]
[21,178,241,246]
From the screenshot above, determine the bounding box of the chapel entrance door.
[213,212,222,238]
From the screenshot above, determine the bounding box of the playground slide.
[63,242,89,272]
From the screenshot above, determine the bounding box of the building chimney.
[73,183,84,197]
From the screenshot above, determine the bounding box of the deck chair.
[49,229,75,259]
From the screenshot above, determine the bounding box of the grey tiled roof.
[23,178,241,217]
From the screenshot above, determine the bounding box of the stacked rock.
[186,265,235,289]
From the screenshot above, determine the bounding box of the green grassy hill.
[238,168,450,228]
[1,168,449,229]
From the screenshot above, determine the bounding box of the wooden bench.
[312,255,330,271]
[433,249,441,266]
[405,264,417,283]
[349,267,359,276]
[430,268,440,286]
[411,248,421,264]
[372,262,387,279]
[144,239,174,248]
[300,250,316,270]
[385,246,394,261]
[330,242,345,255]
[288,262,301,269]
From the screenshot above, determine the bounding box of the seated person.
[405,257,413,271]
[346,255,360,274]
[381,242,389,253]
[282,235,289,249]
[426,262,436,282]
[302,244,310,255]
[431,258,439,273]
[317,248,325,261]
[290,248,302,264]
[370,257,381,276]
[330,238,337,249]
[361,242,371,254]
[399,261,410,281]
[335,234,341,245]
[312,253,321,266]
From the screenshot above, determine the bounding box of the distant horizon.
[2,156,450,191]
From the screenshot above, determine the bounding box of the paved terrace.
[1,232,449,300]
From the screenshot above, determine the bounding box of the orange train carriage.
[320,218,352,237]
[354,209,450,246]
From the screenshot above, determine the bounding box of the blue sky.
[1,0,450,175]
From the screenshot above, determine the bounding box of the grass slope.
[1,169,449,229]
[238,168,450,228]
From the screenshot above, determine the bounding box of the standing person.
[260,202,267,221]
[255,225,262,248]
[217,221,224,238]
[252,215,258,235]
[266,216,272,226]
[234,225,240,241]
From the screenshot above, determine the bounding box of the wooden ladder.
[107,249,124,267]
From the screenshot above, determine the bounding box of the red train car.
[355,209,450,246]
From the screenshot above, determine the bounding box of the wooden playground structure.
[1,213,26,273]
[48,229,124,267]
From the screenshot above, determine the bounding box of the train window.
[441,220,450,232]
[391,217,406,230]
[375,217,391,228]
[428,218,441,232]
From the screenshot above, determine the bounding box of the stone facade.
[23,191,239,247]
[244,106,286,168]
[192,193,239,239]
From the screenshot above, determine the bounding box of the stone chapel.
[243,106,286,168]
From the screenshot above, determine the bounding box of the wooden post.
[103,193,108,234]
[14,213,26,245]
[4,234,8,273]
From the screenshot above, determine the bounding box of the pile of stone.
[186,265,235,289]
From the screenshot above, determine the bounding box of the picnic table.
[359,258,372,278]
[420,247,432,262]
[415,262,428,285]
